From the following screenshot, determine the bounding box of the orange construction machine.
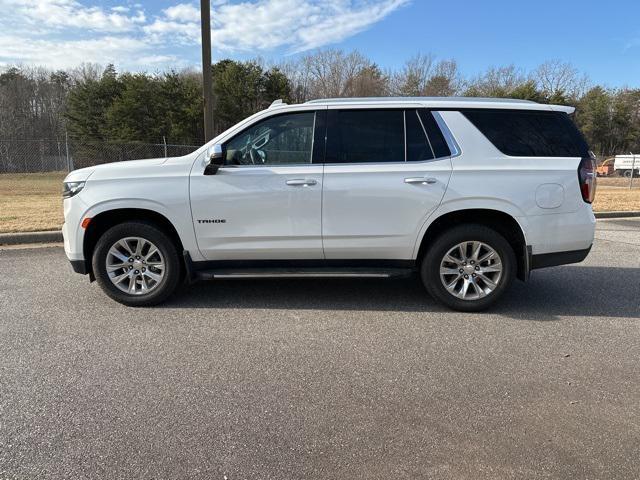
[596,158,615,177]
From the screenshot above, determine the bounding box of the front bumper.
[62,193,89,262]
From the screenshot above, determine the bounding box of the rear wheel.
[421,224,516,312]
[92,222,181,306]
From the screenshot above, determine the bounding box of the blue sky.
[1,0,639,87]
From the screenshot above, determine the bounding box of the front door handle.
[286,179,317,187]
[404,177,437,185]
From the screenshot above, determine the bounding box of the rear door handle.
[286,178,317,187]
[404,177,437,185]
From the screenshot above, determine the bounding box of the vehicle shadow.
[166,266,640,321]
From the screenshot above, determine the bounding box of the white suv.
[62,97,597,311]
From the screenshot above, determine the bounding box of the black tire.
[623,170,632,178]
[421,224,516,312]
[92,221,182,306]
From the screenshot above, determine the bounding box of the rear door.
[321,107,453,260]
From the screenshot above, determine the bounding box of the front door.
[190,109,325,261]
[321,108,453,260]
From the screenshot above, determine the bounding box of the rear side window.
[419,110,451,158]
[462,109,589,157]
[325,109,452,163]
[406,110,435,162]
[326,109,404,163]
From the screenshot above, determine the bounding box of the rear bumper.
[530,245,592,270]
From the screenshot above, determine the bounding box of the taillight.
[578,156,597,203]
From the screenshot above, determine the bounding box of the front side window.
[326,109,404,163]
[224,111,315,165]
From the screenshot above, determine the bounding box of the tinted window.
[326,109,404,163]
[312,110,327,164]
[419,110,451,158]
[463,109,589,157]
[406,110,435,162]
[224,111,315,165]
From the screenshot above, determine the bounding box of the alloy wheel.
[106,237,166,295]
[439,241,503,301]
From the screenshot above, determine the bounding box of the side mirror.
[204,144,224,175]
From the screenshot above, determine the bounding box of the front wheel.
[421,225,516,312]
[92,221,182,306]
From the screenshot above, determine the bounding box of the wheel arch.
[415,208,529,281]
[82,208,185,278]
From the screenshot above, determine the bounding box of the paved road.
[1,219,639,479]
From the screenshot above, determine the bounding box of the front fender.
[70,197,203,263]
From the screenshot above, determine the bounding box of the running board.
[194,267,413,281]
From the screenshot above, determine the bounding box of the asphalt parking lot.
[1,218,638,479]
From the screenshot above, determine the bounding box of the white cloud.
[164,3,200,22]
[0,0,410,69]
[139,54,180,65]
[292,0,410,52]
[3,0,146,33]
[146,0,410,53]
[0,34,154,70]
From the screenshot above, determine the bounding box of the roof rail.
[269,99,287,108]
[305,96,538,104]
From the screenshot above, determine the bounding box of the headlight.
[62,181,85,199]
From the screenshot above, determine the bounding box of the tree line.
[1,50,639,157]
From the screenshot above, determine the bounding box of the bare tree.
[68,63,102,84]
[422,59,462,96]
[275,58,313,103]
[534,60,590,101]
[301,49,379,99]
[465,65,528,97]
[391,53,435,96]
[0,66,71,140]
[390,55,463,97]
[344,64,389,97]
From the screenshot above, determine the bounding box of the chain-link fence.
[0,138,203,233]
[0,138,201,173]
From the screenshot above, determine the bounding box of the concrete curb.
[1,212,639,246]
[594,211,640,219]
[0,230,63,245]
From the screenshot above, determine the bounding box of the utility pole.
[200,0,214,142]
[65,130,71,171]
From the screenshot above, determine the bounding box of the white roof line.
[301,96,574,113]
[305,96,537,105]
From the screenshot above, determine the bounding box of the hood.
[63,157,175,183]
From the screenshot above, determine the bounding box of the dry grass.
[593,186,640,212]
[592,176,640,212]
[1,172,639,234]
[596,176,640,188]
[0,173,65,233]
